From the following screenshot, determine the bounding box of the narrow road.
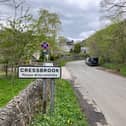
[66,60,126,126]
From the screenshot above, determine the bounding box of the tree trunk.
[14,65,17,76]
[4,63,8,77]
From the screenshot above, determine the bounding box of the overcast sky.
[0,0,110,40]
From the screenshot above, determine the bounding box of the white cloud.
[65,0,101,10]
[0,0,109,40]
[0,20,7,28]
[80,30,95,39]
[67,36,83,41]
[63,19,74,25]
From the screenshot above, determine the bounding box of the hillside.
[84,21,126,64]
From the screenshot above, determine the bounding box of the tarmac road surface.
[66,60,126,126]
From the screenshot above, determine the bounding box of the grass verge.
[31,79,88,126]
[0,77,32,107]
[56,59,67,66]
[102,63,126,76]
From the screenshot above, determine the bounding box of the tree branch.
[0,0,10,2]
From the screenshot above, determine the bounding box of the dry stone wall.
[0,79,43,126]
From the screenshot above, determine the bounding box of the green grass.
[56,59,67,66]
[31,79,88,126]
[0,77,32,107]
[102,63,126,76]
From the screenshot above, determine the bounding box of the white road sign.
[18,66,61,79]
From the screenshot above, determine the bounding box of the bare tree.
[0,0,32,76]
[100,0,126,20]
[0,0,11,2]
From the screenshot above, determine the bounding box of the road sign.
[43,62,53,66]
[41,42,49,49]
[18,66,61,79]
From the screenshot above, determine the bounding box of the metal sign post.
[42,42,49,114]
[42,79,47,113]
[18,41,61,114]
[42,62,55,114]
[41,41,58,114]
[50,79,55,113]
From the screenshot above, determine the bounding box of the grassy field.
[0,77,32,107]
[102,63,126,76]
[31,79,88,126]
